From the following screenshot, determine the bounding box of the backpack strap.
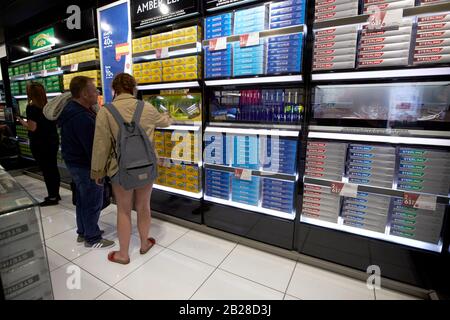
[105,103,126,126]
[132,100,145,124]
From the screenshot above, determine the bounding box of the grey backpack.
[105,101,157,190]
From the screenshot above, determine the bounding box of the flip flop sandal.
[140,237,156,255]
[108,251,130,265]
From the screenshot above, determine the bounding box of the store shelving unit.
[201,0,307,249]
[295,0,450,293]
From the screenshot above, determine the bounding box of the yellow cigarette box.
[142,62,152,70]
[184,35,197,44]
[150,61,162,68]
[151,34,162,42]
[184,56,198,65]
[173,28,186,38]
[151,75,162,82]
[185,72,198,80]
[133,70,142,78]
[173,73,187,81]
[142,43,151,52]
[160,31,172,40]
[163,74,175,82]
[186,183,199,192]
[184,26,198,37]
[150,68,162,76]
[162,59,174,67]
[161,39,173,47]
[173,57,186,66]
[164,132,173,141]
[172,37,183,46]
[163,66,176,74]
[133,64,142,71]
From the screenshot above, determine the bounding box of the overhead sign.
[8,9,96,61]
[132,0,200,28]
[98,0,133,104]
[29,28,56,53]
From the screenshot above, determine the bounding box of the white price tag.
[156,47,169,59]
[367,7,403,30]
[331,182,358,198]
[403,193,437,211]
[40,70,48,77]
[208,37,227,51]
[70,63,79,72]
[240,32,260,47]
[234,168,252,181]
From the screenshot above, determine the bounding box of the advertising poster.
[97,0,133,104]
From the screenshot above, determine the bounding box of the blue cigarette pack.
[268,41,301,49]
[206,55,232,64]
[270,19,304,29]
[268,53,301,62]
[270,12,305,24]
[235,6,266,17]
[268,33,302,43]
[268,60,301,68]
[271,6,304,17]
[206,12,233,24]
[267,66,301,74]
[270,0,305,10]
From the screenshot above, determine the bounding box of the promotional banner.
[132,0,200,28]
[97,0,133,104]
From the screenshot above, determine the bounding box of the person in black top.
[18,82,60,206]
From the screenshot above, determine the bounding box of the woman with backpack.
[18,82,61,206]
[91,73,172,264]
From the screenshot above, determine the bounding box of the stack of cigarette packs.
[302,184,342,223]
[313,25,358,70]
[305,141,347,181]
[362,0,415,14]
[315,0,359,22]
[358,18,413,68]
[414,13,450,65]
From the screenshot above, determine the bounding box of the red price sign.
[239,32,260,47]
[209,37,227,51]
[331,182,344,195]
[331,182,358,198]
[403,193,437,211]
[403,193,419,207]
[155,47,169,59]
[234,168,252,181]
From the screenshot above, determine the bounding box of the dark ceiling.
[0,0,112,42]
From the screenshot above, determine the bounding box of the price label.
[240,32,260,47]
[208,37,227,51]
[155,47,169,59]
[403,193,437,211]
[70,64,79,72]
[40,70,48,77]
[331,182,358,198]
[234,168,252,181]
[367,6,402,30]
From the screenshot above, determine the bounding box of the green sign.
[29,27,55,52]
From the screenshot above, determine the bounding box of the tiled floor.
[16,175,420,300]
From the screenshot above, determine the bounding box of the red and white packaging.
[358,57,409,67]
[315,8,358,22]
[315,33,358,43]
[361,26,412,38]
[314,47,357,56]
[417,23,450,32]
[415,38,450,48]
[315,40,358,50]
[359,42,410,52]
[414,46,450,56]
[363,0,415,12]
[416,30,450,40]
[358,50,409,60]
[360,34,411,46]
[414,54,450,65]
[418,14,450,25]
[315,2,359,14]
[315,26,358,37]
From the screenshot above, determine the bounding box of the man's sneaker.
[77,230,105,243]
[85,238,115,249]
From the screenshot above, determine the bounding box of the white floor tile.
[73,235,163,286]
[146,218,190,247]
[115,249,214,300]
[375,288,421,300]
[96,288,131,300]
[51,263,109,300]
[100,212,138,234]
[39,205,70,218]
[287,262,375,300]
[42,211,77,239]
[46,228,91,261]
[168,230,236,266]
[219,245,296,293]
[284,294,300,300]
[191,269,284,300]
[46,223,115,261]
[101,204,118,216]
[46,247,70,271]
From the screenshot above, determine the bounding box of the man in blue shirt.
[59,76,114,249]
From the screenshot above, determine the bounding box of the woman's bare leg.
[112,183,133,261]
[134,184,153,251]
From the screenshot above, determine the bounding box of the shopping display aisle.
[12,175,420,300]
[1,0,450,299]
